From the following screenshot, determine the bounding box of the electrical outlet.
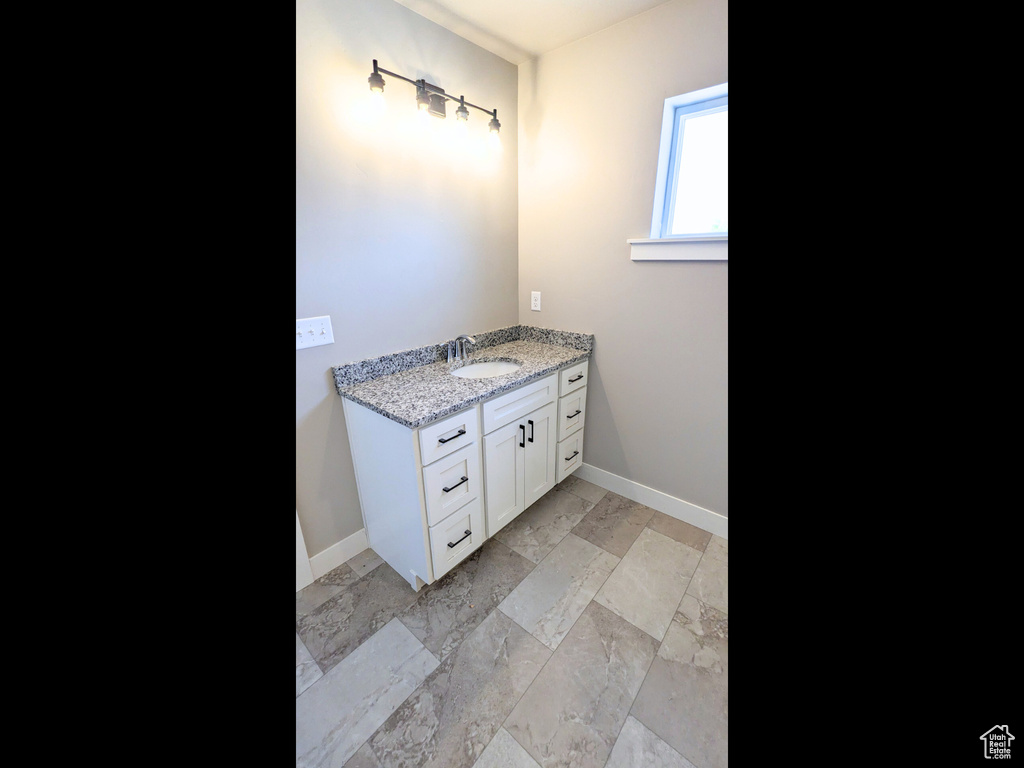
[296,315,335,349]
[531,291,541,311]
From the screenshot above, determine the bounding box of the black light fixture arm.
[371,60,497,119]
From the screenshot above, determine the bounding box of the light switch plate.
[296,315,334,349]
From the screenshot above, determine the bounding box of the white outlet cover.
[296,315,335,349]
[531,291,541,311]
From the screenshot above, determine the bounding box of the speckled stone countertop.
[333,325,593,429]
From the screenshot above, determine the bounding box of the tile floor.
[296,475,728,768]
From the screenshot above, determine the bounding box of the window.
[630,82,728,261]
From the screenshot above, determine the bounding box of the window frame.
[649,82,728,241]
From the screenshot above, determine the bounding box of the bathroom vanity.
[334,325,592,590]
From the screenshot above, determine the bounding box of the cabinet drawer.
[557,386,586,442]
[419,407,478,466]
[428,496,484,580]
[559,360,588,397]
[481,373,557,434]
[556,427,584,483]
[422,442,481,527]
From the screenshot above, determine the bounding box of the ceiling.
[392,0,673,64]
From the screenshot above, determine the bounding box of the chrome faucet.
[453,334,475,362]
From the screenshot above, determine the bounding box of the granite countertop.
[334,326,593,429]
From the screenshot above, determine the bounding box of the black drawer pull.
[528,419,534,443]
[438,428,466,444]
[565,450,579,461]
[447,529,472,548]
[568,374,584,383]
[567,409,581,419]
[520,424,525,448]
[442,476,468,492]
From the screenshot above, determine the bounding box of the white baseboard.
[307,527,370,583]
[574,463,728,539]
[297,510,316,592]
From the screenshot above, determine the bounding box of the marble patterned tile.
[473,728,541,768]
[498,532,619,650]
[364,609,552,768]
[398,538,535,661]
[341,743,382,768]
[296,563,424,674]
[296,633,323,697]
[493,488,594,564]
[555,475,609,505]
[594,528,702,641]
[293,479,727,768]
[345,547,384,578]
[505,601,659,768]
[646,511,712,552]
[630,595,728,768]
[296,563,361,618]
[571,491,657,557]
[604,716,696,768]
[685,534,728,614]
[295,618,439,768]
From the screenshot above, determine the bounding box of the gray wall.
[518,0,728,516]
[296,0,519,556]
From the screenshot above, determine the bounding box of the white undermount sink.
[450,360,522,379]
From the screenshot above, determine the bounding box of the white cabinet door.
[523,401,557,508]
[483,419,525,537]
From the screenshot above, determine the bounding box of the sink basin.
[451,360,522,379]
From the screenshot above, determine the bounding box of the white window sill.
[628,237,728,261]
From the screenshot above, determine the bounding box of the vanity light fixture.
[428,93,447,119]
[367,59,499,133]
[416,84,431,112]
